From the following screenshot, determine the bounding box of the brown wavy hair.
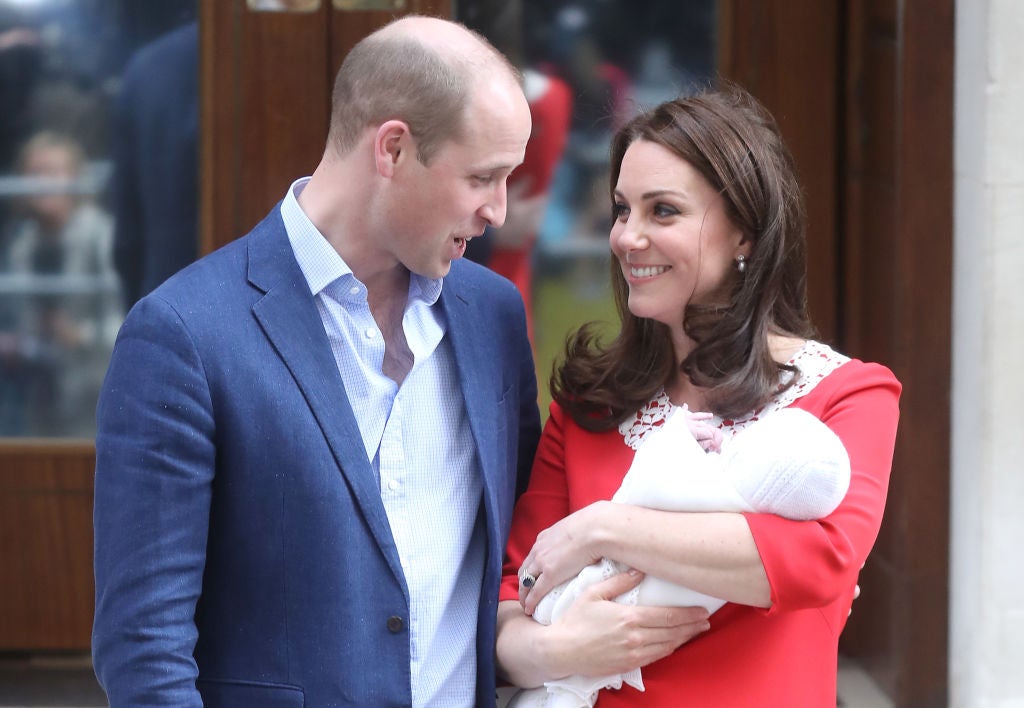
[552,84,817,430]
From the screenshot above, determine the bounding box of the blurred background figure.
[485,67,571,345]
[462,0,572,346]
[533,3,633,247]
[0,0,197,437]
[0,131,121,437]
[463,0,715,390]
[111,21,198,308]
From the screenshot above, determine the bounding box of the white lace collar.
[617,340,850,449]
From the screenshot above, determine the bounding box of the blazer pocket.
[198,678,304,707]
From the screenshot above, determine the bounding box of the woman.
[495,86,901,707]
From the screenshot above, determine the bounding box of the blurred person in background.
[463,0,573,345]
[1,130,121,436]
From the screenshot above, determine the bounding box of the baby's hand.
[682,407,723,453]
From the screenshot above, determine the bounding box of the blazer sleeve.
[501,402,572,602]
[744,361,902,613]
[92,295,214,706]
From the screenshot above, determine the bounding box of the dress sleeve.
[743,361,901,613]
[500,402,573,602]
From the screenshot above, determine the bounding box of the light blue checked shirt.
[282,178,484,707]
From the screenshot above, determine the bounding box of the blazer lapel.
[439,277,501,541]
[246,215,407,590]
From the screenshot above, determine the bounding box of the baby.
[509,406,851,708]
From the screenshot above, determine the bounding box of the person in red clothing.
[495,85,901,707]
[484,67,572,345]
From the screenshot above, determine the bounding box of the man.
[111,20,199,308]
[92,16,540,707]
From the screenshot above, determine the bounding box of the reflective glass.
[0,0,198,437]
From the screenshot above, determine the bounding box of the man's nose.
[479,183,508,228]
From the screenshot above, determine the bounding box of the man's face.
[386,81,532,280]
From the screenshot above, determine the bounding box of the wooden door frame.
[720,1,953,705]
[0,441,95,650]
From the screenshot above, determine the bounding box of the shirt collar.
[281,177,444,306]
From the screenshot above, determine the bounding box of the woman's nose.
[614,216,648,252]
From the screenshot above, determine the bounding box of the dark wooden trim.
[838,2,953,706]
[0,443,95,650]
[200,0,333,253]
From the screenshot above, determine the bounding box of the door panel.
[0,443,94,649]
[722,1,953,705]
[718,0,841,344]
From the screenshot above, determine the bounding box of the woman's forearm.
[496,601,568,688]
[593,504,771,608]
[497,580,712,689]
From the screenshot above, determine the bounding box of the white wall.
[951,0,1024,706]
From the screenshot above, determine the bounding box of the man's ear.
[374,120,412,178]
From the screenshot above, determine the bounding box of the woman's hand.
[548,570,711,677]
[498,570,711,687]
[518,501,612,615]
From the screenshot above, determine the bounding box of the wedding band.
[519,569,537,588]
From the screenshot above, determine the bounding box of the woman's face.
[610,139,748,334]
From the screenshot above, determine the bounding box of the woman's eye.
[654,204,679,218]
[612,202,629,220]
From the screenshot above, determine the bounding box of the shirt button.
[387,479,399,491]
[364,327,376,338]
[387,615,404,633]
[349,286,360,296]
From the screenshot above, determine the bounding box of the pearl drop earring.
[735,254,747,273]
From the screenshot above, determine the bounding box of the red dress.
[500,347,901,707]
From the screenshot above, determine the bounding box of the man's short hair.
[327,22,519,165]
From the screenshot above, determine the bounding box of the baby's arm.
[725,408,851,520]
[535,408,737,625]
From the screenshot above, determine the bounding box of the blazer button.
[387,615,404,633]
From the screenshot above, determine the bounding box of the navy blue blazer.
[92,208,541,707]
